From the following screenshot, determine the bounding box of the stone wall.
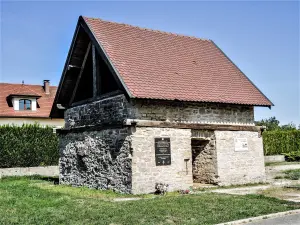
[64,94,131,128]
[60,94,263,193]
[130,99,254,124]
[215,131,266,185]
[131,127,193,194]
[64,96,254,129]
[192,136,218,184]
[59,127,132,193]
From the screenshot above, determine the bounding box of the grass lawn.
[280,169,300,180]
[0,177,299,225]
[265,161,300,167]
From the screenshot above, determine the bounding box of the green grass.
[0,177,299,225]
[282,169,300,180]
[265,161,300,167]
[193,182,269,192]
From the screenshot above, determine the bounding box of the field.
[0,177,299,225]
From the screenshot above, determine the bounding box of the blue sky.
[1,1,299,125]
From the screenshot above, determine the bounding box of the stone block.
[215,131,266,185]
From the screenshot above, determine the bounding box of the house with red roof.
[51,16,273,194]
[0,80,63,127]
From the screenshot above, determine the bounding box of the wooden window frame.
[19,99,32,111]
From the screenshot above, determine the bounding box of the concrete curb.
[264,155,285,163]
[0,166,59,178]
[215,209,300,225]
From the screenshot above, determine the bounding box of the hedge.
[263,130,300,156]
[0,124,59,168]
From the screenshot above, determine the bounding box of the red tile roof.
[0,83,57,118]
[84,17,273,106]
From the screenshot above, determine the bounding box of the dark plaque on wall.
[155,138,171,166]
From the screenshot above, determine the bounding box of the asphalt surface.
[247,213,300,225]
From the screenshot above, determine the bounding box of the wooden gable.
[51,17,126,118]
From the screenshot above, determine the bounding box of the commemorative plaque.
[155,138,171,166]
[234,138,248,152]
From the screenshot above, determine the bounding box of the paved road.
[247,213,300,225]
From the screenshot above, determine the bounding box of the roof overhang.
[8,94,42,99]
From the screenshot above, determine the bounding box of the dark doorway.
[191,139,209,182]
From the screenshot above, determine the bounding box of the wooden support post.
[69,42,91,106]
[92,44,98,98]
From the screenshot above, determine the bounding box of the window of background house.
[19,99,32,110]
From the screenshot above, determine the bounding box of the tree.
[281,122,297,131]
[255,117,298,131]
[255,116,280,131]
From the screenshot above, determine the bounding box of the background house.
[0,80,64,127]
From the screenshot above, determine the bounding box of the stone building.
[51,16,273,194]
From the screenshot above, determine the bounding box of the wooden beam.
[71,90,123,108]
[95,47,101,96]
[79,17,132,99]
[69,42,91,106]
[56,119,263,134]
[92,44,97,98]
[123,119,262,132]
[57,122,123,134]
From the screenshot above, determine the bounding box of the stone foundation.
[59,128,132,193]
[58,127,266,193]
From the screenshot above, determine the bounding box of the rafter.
[69,42,91,106]
[79,19,131,98]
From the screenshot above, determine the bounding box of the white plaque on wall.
[235,138,248,151]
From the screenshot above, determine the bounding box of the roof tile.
[84,17,273,106]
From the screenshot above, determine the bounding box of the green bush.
[283,151,300,162]
[0,124,59,168]
[263,130,300,156]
